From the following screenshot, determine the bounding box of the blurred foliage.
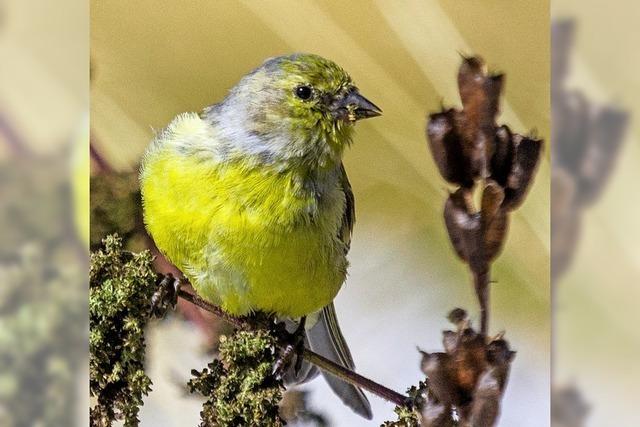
[188,329,284,427]
[0,244,85,427]
[0,155,73,258]
[90,235,156,426]
[0,152,86,426]
[1,0,89,419]
[90,172,146,252]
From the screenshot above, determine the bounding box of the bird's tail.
[305,303,373,420]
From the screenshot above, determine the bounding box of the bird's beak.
[331,89,382,122]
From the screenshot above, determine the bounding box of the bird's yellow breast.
[140,136,348,317]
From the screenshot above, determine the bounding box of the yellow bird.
[140,53,381,419]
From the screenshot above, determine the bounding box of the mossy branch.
[175,284,410,408]
[90,235,414,427]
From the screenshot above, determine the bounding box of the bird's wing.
[286,163,372,419]
[304,165,372,419]
[338,163,355,253]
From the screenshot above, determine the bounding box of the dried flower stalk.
[427,55,543,335]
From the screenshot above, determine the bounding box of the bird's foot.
[150,273,183,318]
[273,316,307,380]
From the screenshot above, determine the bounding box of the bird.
[139,53,381,419]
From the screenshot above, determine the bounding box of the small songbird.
[140,53,381,419]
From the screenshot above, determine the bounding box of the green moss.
[189,329,285,427]
[381,382,426,427]
[89,235,157,426]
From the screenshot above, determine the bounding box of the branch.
[176,288,409,408]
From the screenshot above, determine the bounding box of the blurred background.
[551,1,640,426]
[0,0,88,426]
[91,1,549,426]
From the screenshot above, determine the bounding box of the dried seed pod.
[446,308,469,326]
[457,56,504,179]
[469,339,515,425]
[443,183,509,274]
[489,125,514,187]
[481,181,509,264]
[468,367,502,426]
[486,339,516,372]
[503,135,543,210]
[442,331,458,354]
[420,352,458,407]
[480,181,504,224]
[451,329,487,397]
[443,188,479,265]
[420,54,535,427]
[419,398,456,427]
[427,109,475,188]
[431,56,543,280]
[551,20,575,93]
[418,315,514,427]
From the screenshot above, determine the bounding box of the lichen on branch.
[188,329,285,426]
[90,235,156,427]
[89,236,373,427]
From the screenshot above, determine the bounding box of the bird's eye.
[295,85,313,100]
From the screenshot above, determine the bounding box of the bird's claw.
[150,273,183,318]
[272,316,307,380]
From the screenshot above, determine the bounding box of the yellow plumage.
[141,113,348,317]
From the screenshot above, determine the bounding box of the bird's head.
[207,53,381,167]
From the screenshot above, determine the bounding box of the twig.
[176,289,409,408]
[90,140,113,173]
[177,289,254,329]
[301,349,409,407]
[474,269,490,336]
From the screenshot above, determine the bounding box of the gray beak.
[331,89,382,122]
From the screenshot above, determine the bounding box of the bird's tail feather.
[306,303,373,420]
